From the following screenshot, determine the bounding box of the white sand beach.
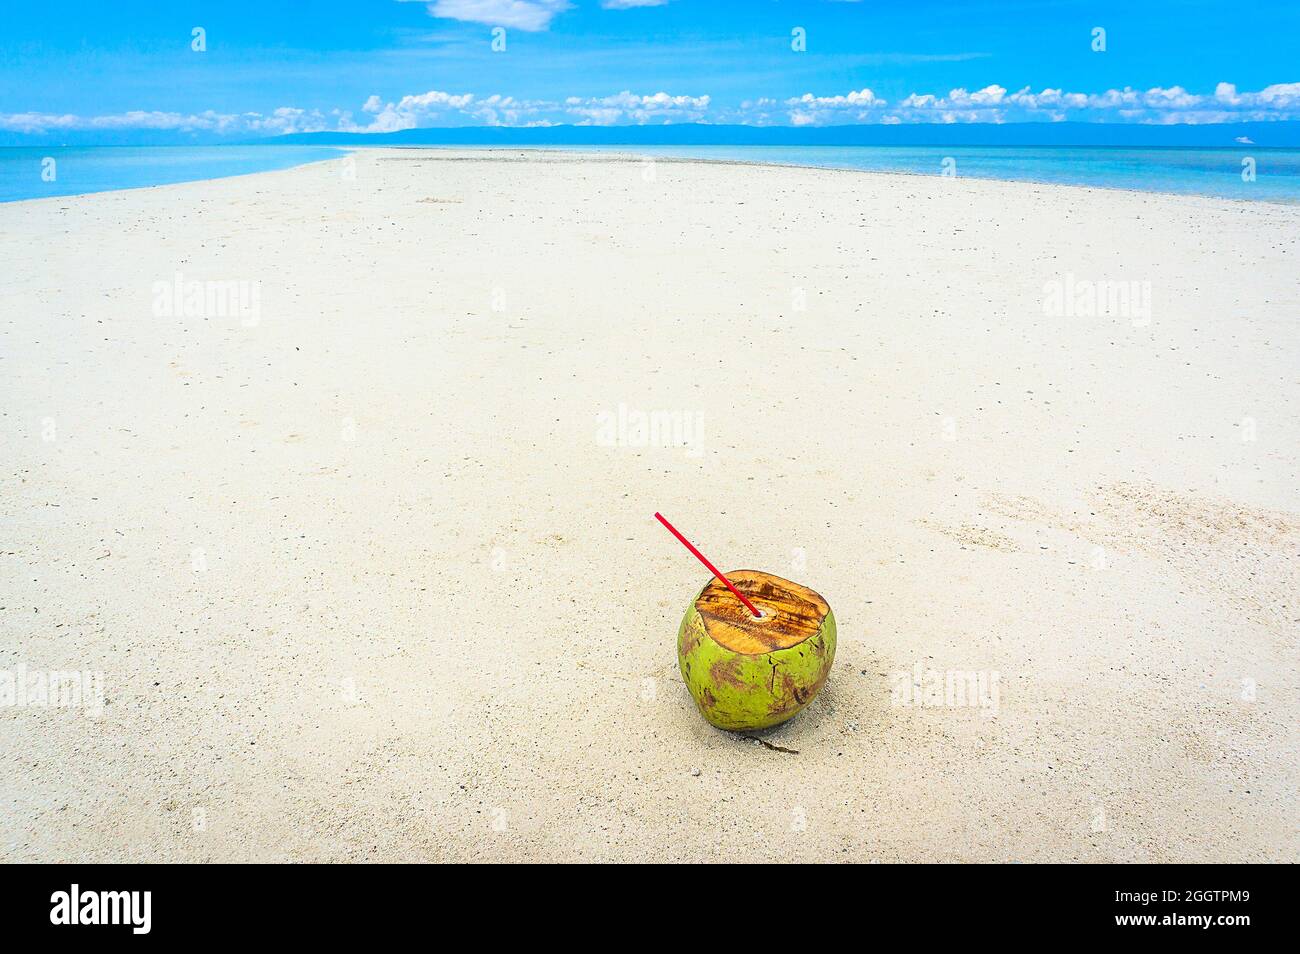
[1,148,1296,862]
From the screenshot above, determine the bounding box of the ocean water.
[567,144,1300,203]
[3,143,1298,204]
[0,145,344,203]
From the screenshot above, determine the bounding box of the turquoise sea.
[576,144,1300,203]
[0,145,344,203]
[2,143,1299,204]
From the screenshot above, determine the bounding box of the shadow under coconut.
[717,646,895,755]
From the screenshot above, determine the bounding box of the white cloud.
[338,88,710,130]
[0,106,334,136]
[788,88,884,108]
[1006,88,1088,110]
[1142,86,1201,109]
[947,84,1006,106]
[565,90,711,124]
[783,88,885,125]
[795,81,1300,125]
[347,89,480,132]
[418,0,572,31]
[1256,82,1300,107]
[0,112,79,133]
[244,107,332,135]
[5,80,1300,136]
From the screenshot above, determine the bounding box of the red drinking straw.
[654,512,763,618]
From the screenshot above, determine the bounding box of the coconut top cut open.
[694,569,831,655]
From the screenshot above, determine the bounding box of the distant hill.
[268,121,1300,149]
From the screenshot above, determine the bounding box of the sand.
[1,148,1296,862]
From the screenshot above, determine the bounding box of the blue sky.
[2,0,1298,137]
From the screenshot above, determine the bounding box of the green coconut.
[677,570,836,731]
